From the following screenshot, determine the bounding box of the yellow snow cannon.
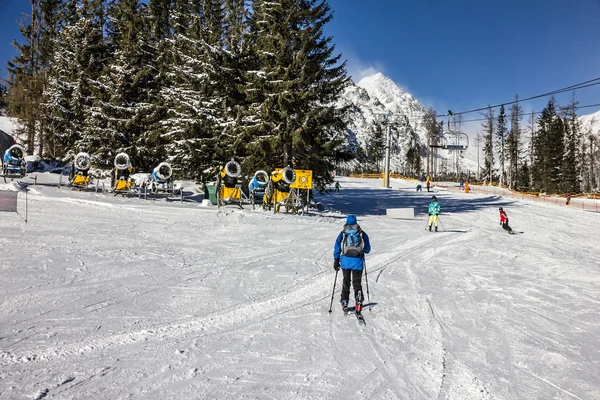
[264,166,296,212]
[111,152,133,193]
[217,160,242,204]
[70,152,91,187]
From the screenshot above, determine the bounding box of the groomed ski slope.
[1,176,599,400]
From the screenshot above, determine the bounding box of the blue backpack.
[341,224,364,257]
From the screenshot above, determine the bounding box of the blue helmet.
[346,215,357,225]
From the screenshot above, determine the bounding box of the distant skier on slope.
[428,196,440,232]
[333,215,371,315]
[499,207,513,234]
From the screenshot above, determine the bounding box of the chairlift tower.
[381,114,392,188]
[428,131,469,177]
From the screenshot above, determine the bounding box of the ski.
[355,312,366,325]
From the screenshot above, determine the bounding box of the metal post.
[306,189,310,215]
[590,135,595,191]
[477,132,480,181]
[383,120,391,188]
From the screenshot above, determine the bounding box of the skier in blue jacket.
[333,215,371,314]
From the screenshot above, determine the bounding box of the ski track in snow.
[1,175,600,399]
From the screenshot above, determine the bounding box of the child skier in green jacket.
[428,196,440,232]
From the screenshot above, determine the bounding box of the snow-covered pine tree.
[43,0,106,161]
[93,0,159,171]
[366,123,385,172]
[218,0,254,169]
[243,0,351,182]
[142,0,174,169]
[160,0,224,178]
[496,104,507,186]
[560,94,581,193]
[481,106,495,183]
[37,0,63,156]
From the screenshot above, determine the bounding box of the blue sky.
[1,0,599,120]
[324,0,600,120]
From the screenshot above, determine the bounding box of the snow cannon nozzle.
[74,152,91,171]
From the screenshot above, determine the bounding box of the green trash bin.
[204,183,218,205]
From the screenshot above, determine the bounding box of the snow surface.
[0,116,18,137]
[1,176,600,399]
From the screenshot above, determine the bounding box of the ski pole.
[364,258,372,311]
[438,215,446,232]
[328,269,339,313]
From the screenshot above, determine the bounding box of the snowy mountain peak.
[358,72,399,90]
[356,72,426,123]
[337,72,430,172]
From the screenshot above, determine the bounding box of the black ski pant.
[341,268,363,304]
[502,221,512,232]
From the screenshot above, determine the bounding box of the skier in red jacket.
[499,207,513,234]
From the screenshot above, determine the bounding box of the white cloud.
[340,47,386,83]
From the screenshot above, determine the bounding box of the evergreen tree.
[6,0,45,154]
[366,123,385,172]
[518,160,530,191]
[160,0,225,177]
[244,0,351,183]
[144,0,175,167]
[560,94,581,193]
[403,118,422,177]
[0,82,8,114]
[481,106,495,183]
[533,97,564,193]
[43,0,107,160]
[93,0,161,170]
[424,108,439,177]
[496,104,507,186]
[507,95,523,190]
[527,110,535,188]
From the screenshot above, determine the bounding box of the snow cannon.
[217,159,243,203]
[272,166,296,191]
[149,162,174,194]
[220,160,242,181]
[152,162,172,183]
[112,152,133,192]
[1,144,27,180]
[264,166,296,212]
[114,152,131,170]
[74,152,92,171]
[70,152,92,187]
[248,170,269,193]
